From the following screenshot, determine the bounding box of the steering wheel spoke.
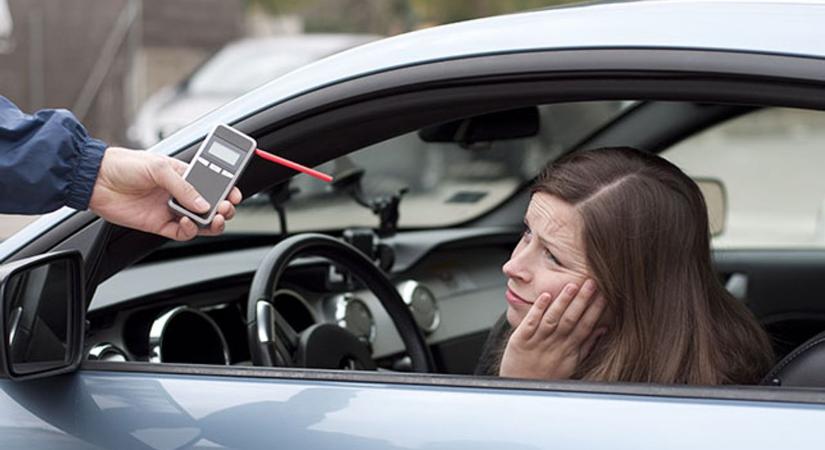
[255,300,299,366]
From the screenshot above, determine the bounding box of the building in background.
[0,0,244,146]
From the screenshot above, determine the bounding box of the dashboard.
[85,227,519,374]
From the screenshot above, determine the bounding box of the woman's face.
[502,192,592,328]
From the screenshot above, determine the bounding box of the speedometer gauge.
[333,294,376,343]
[397,280,440,334]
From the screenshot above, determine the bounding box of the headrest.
[762,330,825,387]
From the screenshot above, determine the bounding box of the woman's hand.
[499,279,607,380]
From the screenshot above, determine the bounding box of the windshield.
[228,101,632,234]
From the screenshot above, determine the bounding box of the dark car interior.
[67,96,825,389]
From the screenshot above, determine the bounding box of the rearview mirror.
[695,178,727,236]
[0,251,84,380]
[418,106,540,145]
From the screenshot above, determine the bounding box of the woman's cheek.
[539,273,581,303]
[543,284,560,301]
[506,306,527,328]
[534,274,563,302]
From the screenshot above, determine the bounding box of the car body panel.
[2,370,825,450]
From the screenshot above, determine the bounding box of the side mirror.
[694,178,727,236]
[0,251,84,380]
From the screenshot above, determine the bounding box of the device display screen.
[208,140,241,166]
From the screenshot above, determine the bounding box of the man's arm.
[0,96,106,214]
[0,96,241,240]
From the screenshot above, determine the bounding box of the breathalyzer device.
[168,124,256,226]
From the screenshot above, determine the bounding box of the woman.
[488,147,773,385]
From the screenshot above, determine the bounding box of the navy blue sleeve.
[0,96,107,214]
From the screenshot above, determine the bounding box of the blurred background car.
[128,33,380,148]
[0,0,11,53]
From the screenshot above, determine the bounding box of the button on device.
[209,163,222,173]
[221,169,233,178]
[197,157,209,166]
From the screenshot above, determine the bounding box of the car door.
[6,366,825,450]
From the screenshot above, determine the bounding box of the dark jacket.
[0,96,106,214]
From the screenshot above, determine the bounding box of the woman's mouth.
[505,288,531,307]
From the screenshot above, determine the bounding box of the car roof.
[152,0,825,155]
[261,0,825,82]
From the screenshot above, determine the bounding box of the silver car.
[2,1,825,448]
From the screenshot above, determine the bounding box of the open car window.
[88,98,825,396]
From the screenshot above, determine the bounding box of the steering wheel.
[246,233,435,372]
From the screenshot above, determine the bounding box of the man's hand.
[499,279,607,380]
[89,147,242,241]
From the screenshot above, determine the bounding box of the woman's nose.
[502,249,531,283]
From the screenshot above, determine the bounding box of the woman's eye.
[521,225,532,241]
[522,225,560,266]
[544,248,560,266]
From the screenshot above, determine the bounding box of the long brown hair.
[532,147,773,385]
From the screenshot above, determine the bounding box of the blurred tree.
[410,0,572,25]
[249,0,304,15]
[247,0,574,34]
